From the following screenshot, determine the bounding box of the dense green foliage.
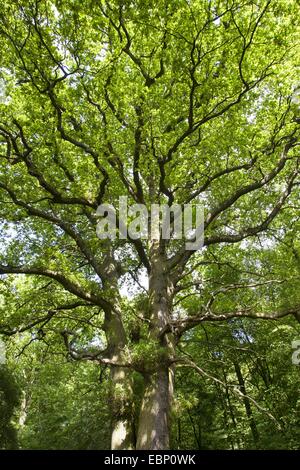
[0,0,299,450]
[174,318,300,449]
[2,315,300,450]
[0,365,20,449]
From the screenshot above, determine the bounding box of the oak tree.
[0,0,299,449]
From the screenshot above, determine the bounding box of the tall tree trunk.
[110,365,135,450]
[136,243,175,449]
[233,361,259,445]
[104,311,135,450]
[222,368,241,449]
[136,366,174,449]
[102,246,135,450]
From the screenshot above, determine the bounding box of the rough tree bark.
[233,361,259,446]
[135,242,175,450]
[101,248,135,450]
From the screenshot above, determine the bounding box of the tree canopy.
[0,0,299,450]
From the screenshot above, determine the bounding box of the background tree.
[0,0,299,450]
[0,364,20,449]
[15,345,111,450]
